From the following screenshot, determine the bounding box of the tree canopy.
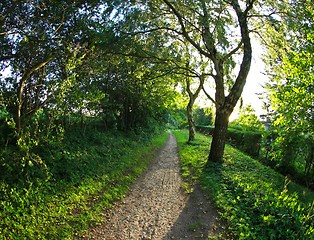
[1,0,313,165]
[0,0,180,146]
[111,0,260,161]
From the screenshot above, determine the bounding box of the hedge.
[196,125,263,157]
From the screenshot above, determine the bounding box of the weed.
[189,222,204,231]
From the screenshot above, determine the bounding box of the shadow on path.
[86,131,232,240]
[161,183,231,240]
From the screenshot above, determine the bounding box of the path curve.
[88,131,228,239]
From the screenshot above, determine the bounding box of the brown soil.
[87,131,231,239]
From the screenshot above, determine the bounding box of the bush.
[196,125,214,136]
[261,127,314,190]
[196,125,263,157]
[230,104,264,132]
[178,120,189,129]
[228,128,262,157]
[193,107,214,126]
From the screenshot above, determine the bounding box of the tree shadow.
[162,184,233,240]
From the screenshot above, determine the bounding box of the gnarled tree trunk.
[208,110,230,162]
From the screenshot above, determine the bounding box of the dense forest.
[1,0,313,239]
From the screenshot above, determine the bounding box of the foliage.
[196,125,263,158]
[166,108,187,130]
[0,0,177,139]
[193,107,214,127]
[163,92,188,129]
[173,129,314,240]
[0,0,180,156]
[0,0,108,137]
[230,105,264,132]
[0,3,183,238]
[259,0,314,189]
[114,0,268,162]
[88,54,178,131]
[227,129,262,157]
[262,127,314,190]
[0,123,168,239]
[196,125,215,136]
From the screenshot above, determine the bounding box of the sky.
[237,41,269,119]
[196,39,269,122]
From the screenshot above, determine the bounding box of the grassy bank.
[173,129,314,240]
[0,127,168,239]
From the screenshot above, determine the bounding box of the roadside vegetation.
[173,129,314,240]
[0,121,168,239]
[1,1,314,239]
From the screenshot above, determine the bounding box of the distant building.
[260,114,272,130]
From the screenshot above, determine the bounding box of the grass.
[172,129,314,240]
[189,222,204,231]
[0,127,169,240]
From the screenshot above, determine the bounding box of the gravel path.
[88,131,229,239]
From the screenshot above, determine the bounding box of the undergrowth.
[173,129,314,240]
[0,126,168,239]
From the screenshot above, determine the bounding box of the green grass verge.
[172,129,314,240]
[0,129,168,240]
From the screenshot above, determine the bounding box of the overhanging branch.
[162,0,212,59]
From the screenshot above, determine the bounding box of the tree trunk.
[80,109,84,129]
[14,58,53,141]
[185,74,204,142]
[205,1,253,163]
[207,110,230,162]
[187,102,196,142]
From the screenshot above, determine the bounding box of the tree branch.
[18,57,54,104]
[223,40,243,62]
[202,82,216,105]
[0,54,18,62]
[0,28,17,35]
[162,0,212,59]
[225,0,253,107]
[120,26,183,38]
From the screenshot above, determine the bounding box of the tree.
[115,0,260,162]
[181,47,209,142]
[194,106,214,126]
[260,0,314,184]
[0,0,105,140]
[75,40,179,132]
[185,74,204,141]
[256,82,275,125]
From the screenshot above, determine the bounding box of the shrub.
[0,122,168,239]
[196,125,214,136]
[261,126,314,190]
[196,125,263,157]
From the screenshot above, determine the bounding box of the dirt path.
[88,131,229,239]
